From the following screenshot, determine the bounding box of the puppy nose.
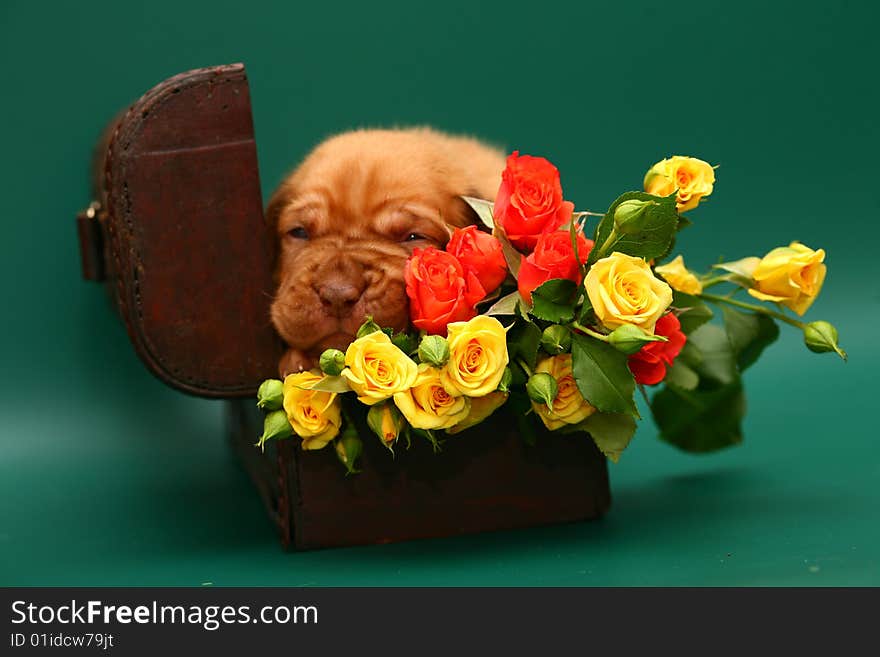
[316,280,362,316]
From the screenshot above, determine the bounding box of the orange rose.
[518,231,593,304]
[404,247,485,335]
[493,151,574,251]
[446,225,508,294]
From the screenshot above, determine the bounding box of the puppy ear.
[450,189,486,230]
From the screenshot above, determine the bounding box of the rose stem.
[595,227,619,260]
[569,321,610,342]
[698,293,805,329]
[515,358,534,378]
[698,274,736,289]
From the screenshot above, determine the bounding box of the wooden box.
[77,63,611,549]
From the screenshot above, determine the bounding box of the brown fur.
[266,128,506,375]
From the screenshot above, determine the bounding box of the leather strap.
[75,201,106,282]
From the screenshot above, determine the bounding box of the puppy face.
[267,129,504,374]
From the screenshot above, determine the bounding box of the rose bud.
[367,402,405,447]
[356,316,383,338]
[256,379,284,411]
[613,199,656,235]
[541,325,572,355]
[418,335,450,367]
[526,372,559,409]
[319,348,346,376]
[608,324,667,355]
[334,427,363,476]
[803,321,847,360]
[257,409,293,450]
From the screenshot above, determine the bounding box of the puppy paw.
[278,348,316,377]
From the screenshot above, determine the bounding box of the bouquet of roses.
[255,151,845,474]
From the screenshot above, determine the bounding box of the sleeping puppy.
[266,128,506,375]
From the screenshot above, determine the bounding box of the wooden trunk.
[227,399,610,550]
[77,63,612,550]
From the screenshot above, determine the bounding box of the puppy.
[266,128,506,375]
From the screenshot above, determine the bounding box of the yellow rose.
[446,391,509,435]
[440,315,509,397]
[644,156,715,212]
[584,252,673,333]
[746,242,826,316]
[393,364,472,430]
[341,330,418,405]
[531,354,596,430]
[654,255,703,295]
[282,371,342,450]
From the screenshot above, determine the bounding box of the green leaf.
[671,290,713,334]
[713,257,759,279]
[676,214,693,231]
[508,317,542,370]
[664,359,699,390]
[509,360,528,387]
[390,332,417,355]
[530,278,577,323]
[721,306,780,371]
[589,191,679,264]
[494,227,522,278]
[582,412,637,463]
[485,290,521,316]
[712,257,760,289]
[680,323,737,387]
[571,333,638,417]
[304,375,353,394]
[651,380,745,453]
[460,196,495,230]
[476,282,503,310]
[577,295,594,324]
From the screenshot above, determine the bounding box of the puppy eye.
[404,232,426,242]
[287,227,309,240]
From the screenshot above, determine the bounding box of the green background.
[1,0,877,585]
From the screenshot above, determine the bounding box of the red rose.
[446,225,508,295]
[518,231,593,304]
[627,313,687,385]
[404,247,486,335]
[493,151,575,252]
